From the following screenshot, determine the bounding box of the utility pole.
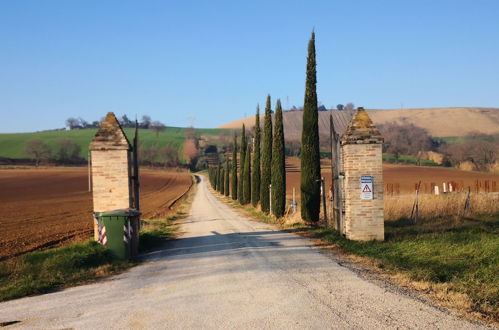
[331,111,343,232]
[87,151,92,192]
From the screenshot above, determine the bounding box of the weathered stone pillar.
[89,112,132,240]
[340,108,384,241]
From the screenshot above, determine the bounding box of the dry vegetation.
[385,193,499,221]
[219,107,499,138]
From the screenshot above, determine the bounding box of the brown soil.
[285,157,499,202]
[0,167,192,260]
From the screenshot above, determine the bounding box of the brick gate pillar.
[340,108,384,241]
[89,112,132,240]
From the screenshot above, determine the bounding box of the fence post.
[411,181,421,224]
[463,187,472,216]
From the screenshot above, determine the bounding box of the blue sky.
[1,0,498,132]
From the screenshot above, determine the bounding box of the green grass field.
[307,214,498,318]
[0,127,228,161]
[382,153,441,166]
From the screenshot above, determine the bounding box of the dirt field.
[0,167,192,261]
[285,157,499,202]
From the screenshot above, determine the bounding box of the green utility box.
[94,209,140,260]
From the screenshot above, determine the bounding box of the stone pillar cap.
[89,112,131,150]
[341,107,384,145]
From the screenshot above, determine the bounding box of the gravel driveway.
[0,175,487,329]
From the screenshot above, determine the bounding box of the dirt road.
[0,176,486,329]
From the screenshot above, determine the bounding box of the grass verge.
[306,215,498,321]
[209,185,498,324]
[0,241,131,302]
[139,217,180,252]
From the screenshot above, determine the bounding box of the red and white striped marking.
[100,225,108,246]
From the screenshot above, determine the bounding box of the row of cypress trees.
[210,31,321,223]
[208,96,286,218]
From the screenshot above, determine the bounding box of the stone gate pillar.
[89,112,132,240]
[340,108,384,241]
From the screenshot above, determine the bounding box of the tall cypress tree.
[224,158,230,196]
[214,164,219,191]
[238,124,247,204]
[260,95,272,213]
[231,132,238,200]
[242,142,251,204]
[251,105,261,207]
[218,163,223,193]
[300,31,321,222]
[219,168,225,195]
[271,99,286,218]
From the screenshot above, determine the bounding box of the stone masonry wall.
[91,149,132,212]
[342,143,384,241]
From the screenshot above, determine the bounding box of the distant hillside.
[0,127,226,162]
[220,107,499,138]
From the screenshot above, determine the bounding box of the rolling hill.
[0,127,226,162]
[220,107,499,139]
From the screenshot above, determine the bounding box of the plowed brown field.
[0,168,192,260]
[285,157,499,202]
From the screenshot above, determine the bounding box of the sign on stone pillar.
[89,112,133,240]
[360,176,374,200]
[340,107,384,241]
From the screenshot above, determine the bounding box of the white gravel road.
[0,175,488,329]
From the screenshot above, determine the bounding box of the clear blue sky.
[1,0,498,132]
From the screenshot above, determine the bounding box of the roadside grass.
[0,241,131,302]
[308,214,498,319]
[139,217,180,252]
[209,184,499,322]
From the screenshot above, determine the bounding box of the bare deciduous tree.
[160,144,179,167]
[439,133,498,171]
[66,117,79,130]
[56,138,82,164]
[139,144,159,166]
[344,102,355,111]
[23,138,52,166]
[150,121,165,137]
[183,139,199,166]
[378,122,433,160]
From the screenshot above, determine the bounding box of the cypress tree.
[231,132,238,200]
[217,163,222,192]
[238,124,247,204]
[224,158,230,196]
[251,105,261,207]
[242,142,251,204]
[300,31,321,222]
[219,168,225,195]
[271,99,286,218]
[260,95,272,213]
[214,165,219,191]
